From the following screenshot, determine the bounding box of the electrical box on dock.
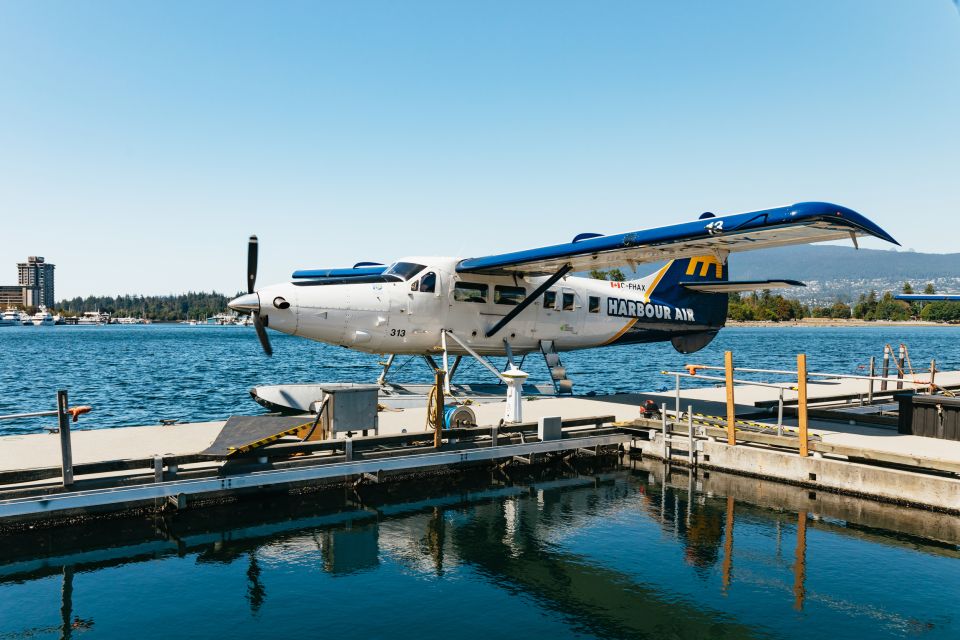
[896,393,960,441]
[313,384,379,439]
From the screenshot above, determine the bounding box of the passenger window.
[494,285,526,306]
[419,272,436,294]
[562,292,575,311]
[453,282,488,303]
[543,291,557,309]
[588,296,600,313]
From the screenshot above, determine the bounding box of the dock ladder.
[540,340,573,394]
[660,403,698,466]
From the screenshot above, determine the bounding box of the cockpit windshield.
[384,262,426,281]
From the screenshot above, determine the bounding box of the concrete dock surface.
[3,377,960,471]
[2,371,960,514]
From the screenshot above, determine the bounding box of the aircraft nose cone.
[228,292,260,313]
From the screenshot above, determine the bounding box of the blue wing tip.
[793,202,899,247]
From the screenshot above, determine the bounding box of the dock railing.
[0,390,91,486]
[661,350,940,457]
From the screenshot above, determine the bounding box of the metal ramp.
[540,340,573,395]
[202,415,317,457]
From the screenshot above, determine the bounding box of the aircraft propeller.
[246,235,273,356]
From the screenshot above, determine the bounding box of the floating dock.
[2,364,960,527]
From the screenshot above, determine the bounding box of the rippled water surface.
[1,462,958,639]
[1,324,959,434]
[2,325,960,638]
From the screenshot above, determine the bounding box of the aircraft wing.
[456,202,897,276]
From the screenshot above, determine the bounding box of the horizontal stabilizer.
[895,294,960,302]
[680,279,805,293]
[292,266,387,279]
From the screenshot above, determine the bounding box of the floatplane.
[229,202,896,406]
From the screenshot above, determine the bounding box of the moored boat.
[0,308,21,327]
[30,306,55,326]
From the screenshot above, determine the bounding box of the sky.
[1,1,958,300]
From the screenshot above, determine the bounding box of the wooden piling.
[797,354,809,458]
[724,351,736,446]
[793,510,808,611]
[721,494,734,593]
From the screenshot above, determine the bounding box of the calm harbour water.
[1,323,958,434]
[1,461,958,639]
[1,324,959,639]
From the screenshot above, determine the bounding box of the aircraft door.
[559,287,585,335]
[407,271,443,324]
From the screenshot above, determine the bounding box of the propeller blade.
[247,235,258,294]
[253,312,273,357]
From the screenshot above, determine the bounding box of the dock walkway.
[2,371,960,523]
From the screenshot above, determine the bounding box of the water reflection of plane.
[1,464,956,639]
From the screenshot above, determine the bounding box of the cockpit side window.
[419,272,436,293]
[385,262,426,281]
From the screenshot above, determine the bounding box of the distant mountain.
[729,245,960,282]
[727,245,960,305]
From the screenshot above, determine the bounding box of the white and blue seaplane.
[229,201,896,412]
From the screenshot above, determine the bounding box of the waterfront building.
[0,286,22,308]
[17,256,55,308]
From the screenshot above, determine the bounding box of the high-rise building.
[17,256,55,308]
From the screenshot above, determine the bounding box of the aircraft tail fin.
[647,256,728,354]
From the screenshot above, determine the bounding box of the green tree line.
[753,281,960,323]
[56,292,238,322]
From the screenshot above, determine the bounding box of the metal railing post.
[724,351,736,446]
[797,354,809,457]
[687,405,694,465]
[880,345,890,391]
[896,345,905,390]
[867,356,875,404]
[56,390,74,487]
[441,330,451,395]
[674,372,681,422]
[661,403,669,460]
[777,388,784,437]
[433,369,445,449]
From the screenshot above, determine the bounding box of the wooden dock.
[2,368,960,526]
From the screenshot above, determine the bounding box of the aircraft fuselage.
[248,257,725,356]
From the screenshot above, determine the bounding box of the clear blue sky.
[1,1,958,299]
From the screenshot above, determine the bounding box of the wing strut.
[486,264,572,338]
